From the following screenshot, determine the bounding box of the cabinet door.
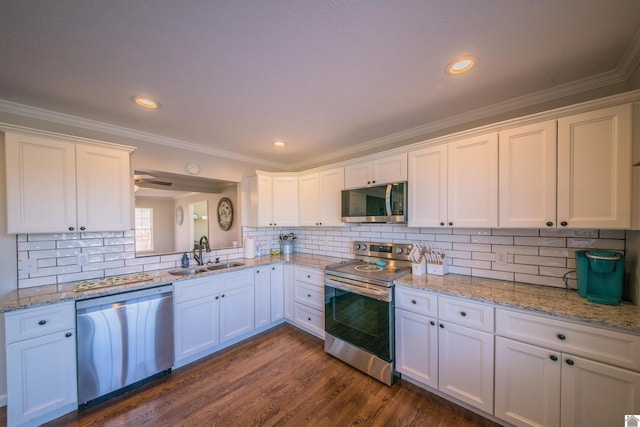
[499,120,557,228]
[318,167,344,226]
[557,104,632,229]
[561,354,640,427]
[254,267,271,328]
[220,285,255,342]
[256,174,274,226]
[408,145,448,227]
[298,173,319,226]
[494,337,561,427]
[344,162,371,189]
[76,144,131,231]
[438,321,494,413]
[283,264,294,321]
[372,153,407,185]
[5,133,77,233]
[272,176,299,226]
[174,296,220,363]
[7,330,77,426]
[395,309,438,388]
[270,264,284,322]
[448,133,498,228]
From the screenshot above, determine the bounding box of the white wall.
[0,135,18,404]
[135,197,175,254]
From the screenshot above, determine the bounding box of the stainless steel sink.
[207,262,244,271]
[168,267,207,275]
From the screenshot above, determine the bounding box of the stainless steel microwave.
[341,182,407,223]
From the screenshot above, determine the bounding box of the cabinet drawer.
[221,270,254,291]
[5,302,75,343]
[438,296,494,333]
[294,267,324,286]
[496,308,640,371]
[294,303,324,338]
[294,281,324,311]
[395,286,437,317]
[174,277,219,303]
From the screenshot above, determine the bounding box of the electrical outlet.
[495,249,508,265]
[77,253,89,267]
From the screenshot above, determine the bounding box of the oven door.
[324,276,393,362]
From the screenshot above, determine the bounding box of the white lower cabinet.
[254,267,271,328]
[269,264,284,322]
[283,264,294,321]
[254,264,285,328]
[291,266,325,338]
[5,302,77,427]
[219,270,255,342]
[394,288,494,414]
[495,308,640,427]
[437,301,494,414]
[494,337,561,427]
[174,270,255,366]
[174,276,221,364]
[395,308,438,388]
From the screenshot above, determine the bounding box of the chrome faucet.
[193,235,211,265]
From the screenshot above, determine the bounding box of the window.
[135,207,154,252]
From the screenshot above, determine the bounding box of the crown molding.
[0,100,289,170]
[617,27,640,80]
[290,68,629,170]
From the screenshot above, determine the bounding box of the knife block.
[412,258,427,275]
[427,261,448,276]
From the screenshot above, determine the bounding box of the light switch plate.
[495,249,508,265]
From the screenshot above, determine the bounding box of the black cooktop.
[325,259,411,283]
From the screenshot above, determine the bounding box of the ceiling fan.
[134,174,173,187]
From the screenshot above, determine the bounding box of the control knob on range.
[396,247,403,254]
[355,244,361,250]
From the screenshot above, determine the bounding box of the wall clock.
[175,206,184,225]
[217,198,233,231]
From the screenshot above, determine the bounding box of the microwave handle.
[385,184,392,216]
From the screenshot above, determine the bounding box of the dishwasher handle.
[76,284,173,311]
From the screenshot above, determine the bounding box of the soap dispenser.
[181,253,189,268]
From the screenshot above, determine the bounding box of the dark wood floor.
[8,324,501,426]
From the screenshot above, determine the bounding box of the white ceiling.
[1,1,640,170]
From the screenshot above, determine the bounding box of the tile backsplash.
[16,225,626,290]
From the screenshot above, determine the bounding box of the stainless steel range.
[324,241,412,385]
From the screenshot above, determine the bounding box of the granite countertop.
[0,254,343,313]
[395,274,640,335]
[3,255,638,336]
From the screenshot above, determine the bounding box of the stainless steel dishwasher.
[76,285,174,408]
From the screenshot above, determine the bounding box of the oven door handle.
[324,277,391,302]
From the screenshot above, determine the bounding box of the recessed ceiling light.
[445,56,477,75]
[131,95,160,109]
[273,141,286,148]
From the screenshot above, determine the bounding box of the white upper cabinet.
[408,144,448,227]
[5,132,132,234]
[272,176,299,226]
[298,173,319,226]
[409,133,498,228]
[344,153,407,189]
[299,167,344,226]
[244,172,299,227]
[557,104,632,229]
[499,120,558,228]
[448,133,498,228]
